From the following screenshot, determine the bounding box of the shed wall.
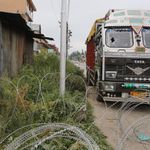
[0,20,33,77]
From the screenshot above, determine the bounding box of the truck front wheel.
[96,93,103,102]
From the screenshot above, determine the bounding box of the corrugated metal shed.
[0,12,34,77]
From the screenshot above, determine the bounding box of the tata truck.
[86,10,150,103]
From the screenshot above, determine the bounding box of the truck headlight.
[106,71,117,79]
[104,84,115,91]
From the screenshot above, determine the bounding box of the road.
[76,62,150,150]
[88,87,150,150]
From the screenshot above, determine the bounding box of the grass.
[0,52,112,150]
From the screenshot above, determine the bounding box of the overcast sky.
[33,0,150,54]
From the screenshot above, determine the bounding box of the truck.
[86,9,150,103]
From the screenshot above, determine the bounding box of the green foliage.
[66,61,84,76]
[0,52,112,149]
[66,61,85,93]
[66,76,85,93]
[0,76,16,100]
[33,52,60,76]
[69,51,83,61]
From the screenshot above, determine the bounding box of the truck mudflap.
[97,81,150,103]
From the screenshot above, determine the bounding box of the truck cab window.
[142,28,150,48]
[106,27,133,48]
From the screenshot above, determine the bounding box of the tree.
[69,51,82,61]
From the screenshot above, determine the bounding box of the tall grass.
[0,52,112,150]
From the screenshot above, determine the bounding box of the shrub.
[0,52,112,150]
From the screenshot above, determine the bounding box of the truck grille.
[105,58,150,83]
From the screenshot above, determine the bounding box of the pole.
[66,22,68,58]
[60,0,67,96]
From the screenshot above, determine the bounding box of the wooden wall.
[0,20,33,77]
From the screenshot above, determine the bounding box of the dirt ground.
[87,87,150,150]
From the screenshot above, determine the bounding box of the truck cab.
[86,10,150,103]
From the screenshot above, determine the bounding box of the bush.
[0,52,112,150]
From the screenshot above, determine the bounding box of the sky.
[33,0,150,54]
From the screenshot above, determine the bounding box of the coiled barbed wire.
[4,123,100,150]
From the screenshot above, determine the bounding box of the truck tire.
[96,94,103,102]
[96,85,103,102]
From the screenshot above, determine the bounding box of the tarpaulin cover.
[86,18,104,43]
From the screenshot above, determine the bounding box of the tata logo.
[127,66,150,75]
[134,60,145,64]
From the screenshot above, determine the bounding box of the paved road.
[88,87,150,150]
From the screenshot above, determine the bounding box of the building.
[0,12,34,77]
[0,0,36,22]
[29,24,55,53]
[0,0,57,77]
[48,44,59,55]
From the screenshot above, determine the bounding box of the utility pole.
[60,0,67,96]
[66,22,68,58]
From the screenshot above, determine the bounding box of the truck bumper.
[98,81,150,102]
[99,81,150,92]
[102,97,150,104]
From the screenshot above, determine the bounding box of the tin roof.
[33,33,54,41]
[0,12,31,30]
[0,12,53,40]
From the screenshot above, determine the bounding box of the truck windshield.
[142,28,150,48]
[106,27,133,48]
